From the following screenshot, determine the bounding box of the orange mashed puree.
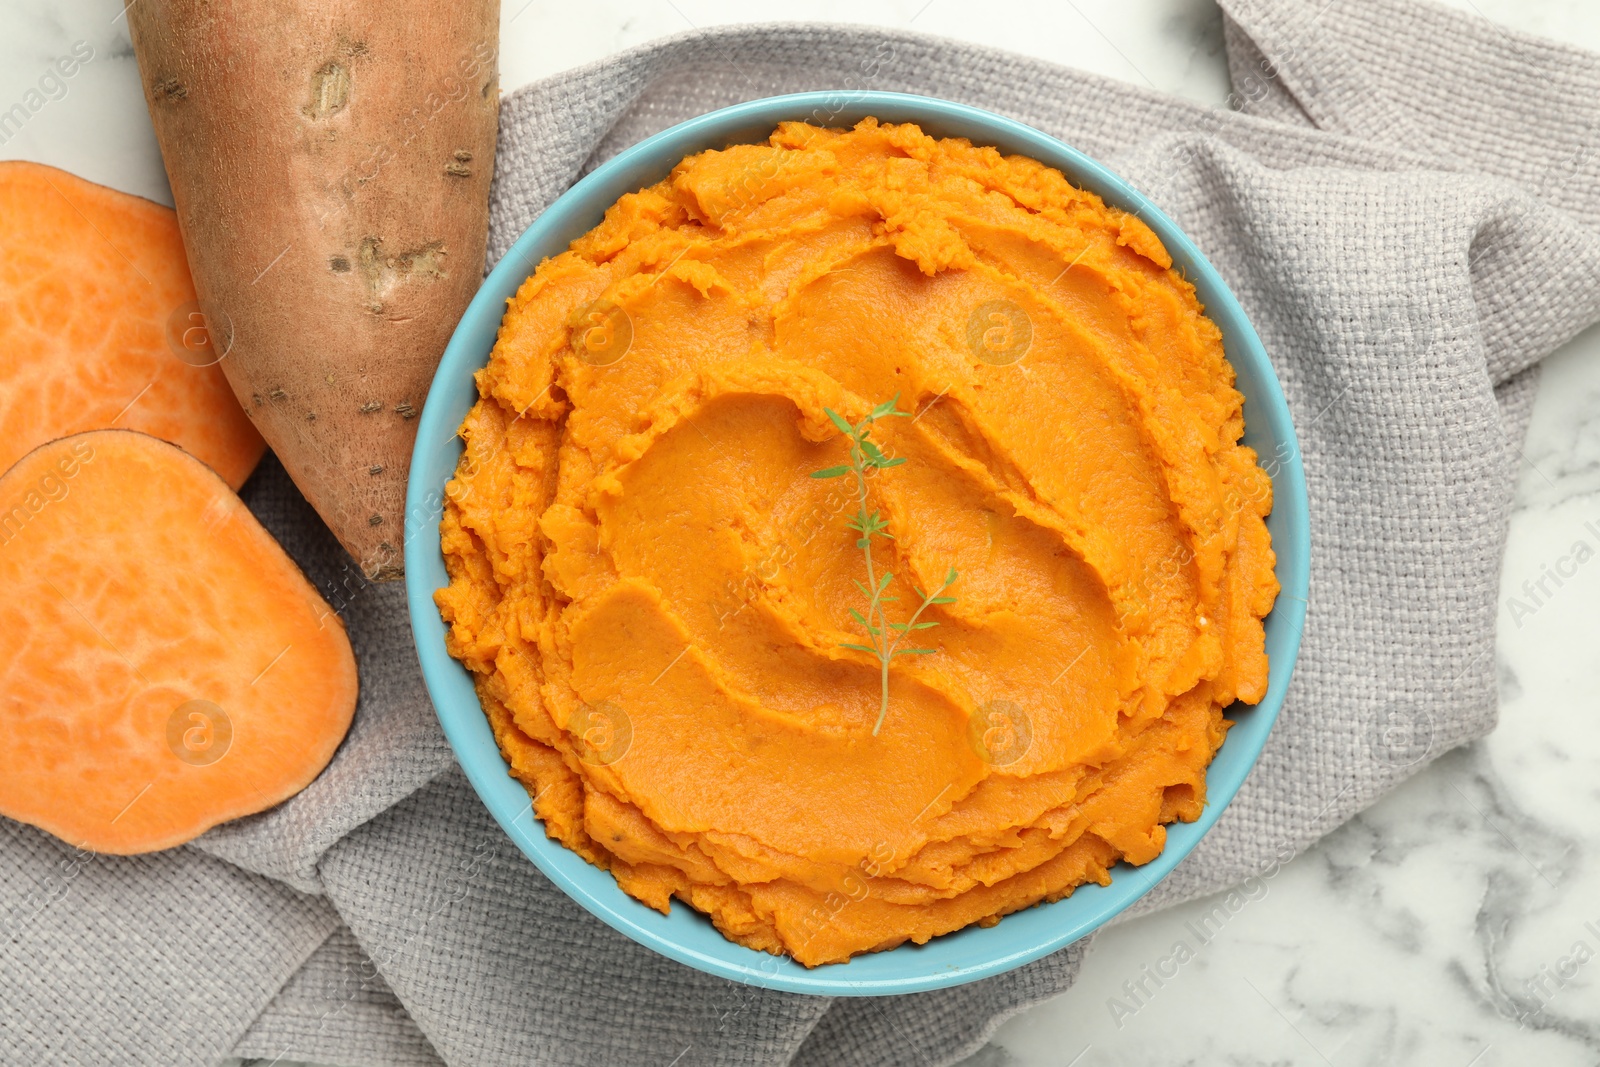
[436,119,1277,967]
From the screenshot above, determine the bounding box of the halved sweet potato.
[0,429,356,854]
[0,161,265,489]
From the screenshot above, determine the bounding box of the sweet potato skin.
[127,0,501,578]
[0,161,266,489]
[0,430,358,855]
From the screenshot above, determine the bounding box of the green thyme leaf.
[819,397,961,736]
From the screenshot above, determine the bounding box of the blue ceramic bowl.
[406,91,1310,996]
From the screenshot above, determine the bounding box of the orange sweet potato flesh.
[0,161,265,490]
[439,120,1278,965]
[0,430,358,854]
[127,0,501,579]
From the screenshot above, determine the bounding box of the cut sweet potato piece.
[0,430,357,854]
[0,161,266,489]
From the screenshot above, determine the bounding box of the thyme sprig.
[811,395,959,735]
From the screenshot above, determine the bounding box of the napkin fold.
[6,1,1600,1064]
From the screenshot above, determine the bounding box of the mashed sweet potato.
[436,118,1277,967]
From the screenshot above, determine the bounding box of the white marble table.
[5,2,1597,1064]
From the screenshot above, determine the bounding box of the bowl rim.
[406,89,1310,997]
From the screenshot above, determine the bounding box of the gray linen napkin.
[5,1,1599,1064]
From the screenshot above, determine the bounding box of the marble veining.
[3,1,1597,1065]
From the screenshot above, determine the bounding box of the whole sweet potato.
[127,0,500,578]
